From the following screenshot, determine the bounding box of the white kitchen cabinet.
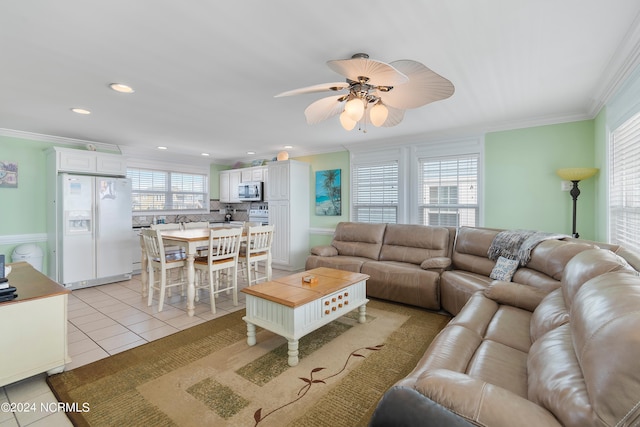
[219,169,242,203]
[241,166,265,183]
[52,146,127,176]
[219,171,231,202]
[267,160,309,270]
[229,170,241,202]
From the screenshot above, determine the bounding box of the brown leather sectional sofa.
[305,222,640,426]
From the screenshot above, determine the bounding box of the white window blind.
[352,161,398,223]
[610,111,640,252]
[418,155,478,227]
[127,167,208,212]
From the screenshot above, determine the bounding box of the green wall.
[0,136,52,264]
[0,119,608,268]
[484,120,597,239]
[294,151,350,247]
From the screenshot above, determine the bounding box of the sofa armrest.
[414,369,561,427]
[310,245,338,257]
[420,256,452,270]
[483,280,548,311]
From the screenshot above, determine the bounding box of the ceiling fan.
[275,53,455,131]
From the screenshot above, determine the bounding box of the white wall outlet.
[561,181,572,191]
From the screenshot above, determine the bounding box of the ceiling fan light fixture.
[344,97,365,121]
[369,102,388,127]
[339,111,357,131]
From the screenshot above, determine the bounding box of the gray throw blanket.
[487,229,569,266]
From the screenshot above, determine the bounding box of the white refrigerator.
[56,173,132,289]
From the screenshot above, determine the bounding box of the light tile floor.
[0,268,291,427]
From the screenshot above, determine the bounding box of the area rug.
[47,299,450,427]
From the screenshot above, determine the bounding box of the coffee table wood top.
[241,267,369,308]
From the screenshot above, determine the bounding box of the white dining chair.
[239,225,274,286]
[193,227,243,314]
[141,228,187,312]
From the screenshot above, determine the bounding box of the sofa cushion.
[413,370,561,427]
[379,224,450,265]
[561,248,633,309]
[484,281,548,312]
[489,256,519,281]
[330,222,386,260]
[304,254,369,273]
[528,271,640,427]
[440,270,493,315]
[362,261,441,310]
[529,288,568,342]
[570,272,640,426]
[451,227,501,276]
[420,257,451,270]
[525,239,596,280]
[309,245,338,257]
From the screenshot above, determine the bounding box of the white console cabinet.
[0,262,70,387]
[267,160,309,270]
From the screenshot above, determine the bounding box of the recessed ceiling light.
[284,145,293,149]
[157,146,167,150]
[201,153,210,156]
[71,108,91,115]
[247,151,256,155]
[110,83,135,93]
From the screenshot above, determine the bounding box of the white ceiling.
[2,1,640,165]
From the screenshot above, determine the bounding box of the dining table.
[140,226,245,317]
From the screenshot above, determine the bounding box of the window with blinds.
[352,161,398,223]
[127,167,208,212]
[418,155,478,227]
[610,111,640,252]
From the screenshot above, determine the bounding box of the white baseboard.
[0,233,48,245]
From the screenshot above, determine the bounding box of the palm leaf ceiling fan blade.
[381,60,455,110]
[275,82,349,97]
[381,105,405,127]
[304,95,345,124]
[327,55,408,86]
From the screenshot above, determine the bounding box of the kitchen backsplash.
[131,200,263,227]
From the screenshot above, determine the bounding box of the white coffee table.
[241,267,369,366]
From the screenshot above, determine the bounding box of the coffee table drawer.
[321,289,352,316]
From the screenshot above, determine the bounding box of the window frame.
[126,160,210,215]
[608,111,640,253]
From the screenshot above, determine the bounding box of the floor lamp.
[556,168,599,238]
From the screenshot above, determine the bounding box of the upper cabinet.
[219,165,267,203]
[49,147,127,176]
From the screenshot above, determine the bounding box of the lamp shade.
[369,103,389,127]
[276,151,289,161]
[344,97,365,121]
[556,168,599,181]
[339,111,357,131]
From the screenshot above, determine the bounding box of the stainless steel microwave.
[238,181,262,201]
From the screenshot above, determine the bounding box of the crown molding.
[588,10,640,117]
[0,128,120,152]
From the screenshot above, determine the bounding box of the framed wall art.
[315,169,341,216]
[0,161,18,188]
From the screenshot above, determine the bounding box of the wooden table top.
[241,267,369,308]
[2,262,70,305]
